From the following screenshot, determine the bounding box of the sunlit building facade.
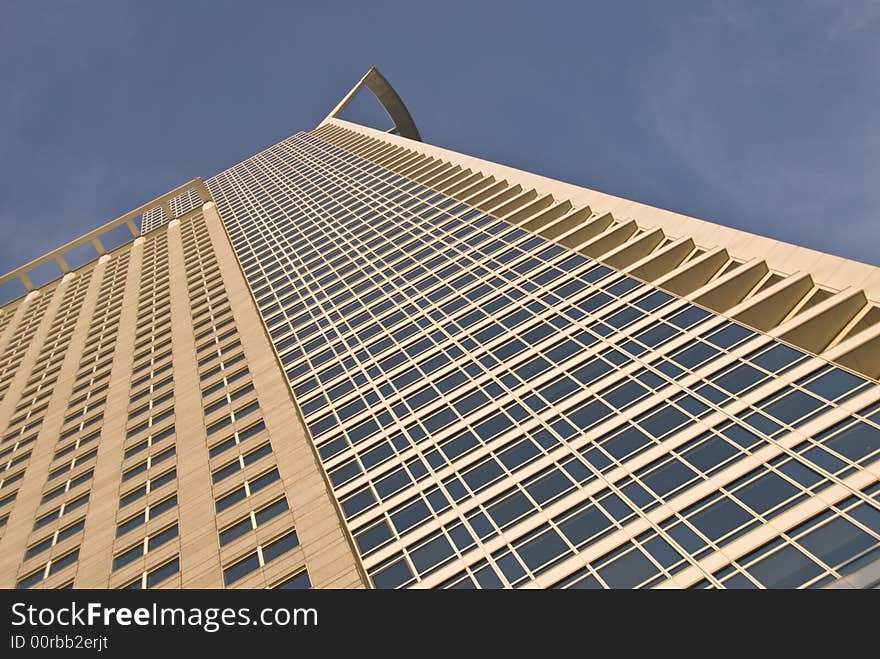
[1,69,879,589]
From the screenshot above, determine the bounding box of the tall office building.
[1,69,879,590]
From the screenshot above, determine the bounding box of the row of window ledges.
[139,188,205,234]
[178,214,308,589]
[0,287,56,380]
[262,142,880,584]
[11,252,127,537]
[335,334,871,543]
[39,255,131,486]
[87,523,308,588]
[118,231,174,468]
[101,231,186,589]
[112,215,254,587]
[96,218,262,587]
[311,124,880,376]
[205,133,880,588]
[361,381,880,589]
[121,558,312,590]
[284,142,880,592]
[232,141,872,470]
[0,272,92,495]
[0,303,18,334]
[218,142,872,488]
[33,233,166,588]
[7,268,93,419]
[278,134,880,588]
[0,273,93,550]
[321,286,872,520]
[0,290,55,402]
[213,133,880,588]
[0,288,97,510]
[14,252,133,588]
[44,248,136,500]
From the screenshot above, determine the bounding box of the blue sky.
[1,0,878,285]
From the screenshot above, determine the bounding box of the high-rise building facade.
[1,69,879,589]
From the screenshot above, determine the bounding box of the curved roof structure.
[313,117,880,380]
[324,66,421,142]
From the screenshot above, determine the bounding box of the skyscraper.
[1,68,879,590]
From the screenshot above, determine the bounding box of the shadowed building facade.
[1,69,879,589]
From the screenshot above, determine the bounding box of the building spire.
[323,66,421,142]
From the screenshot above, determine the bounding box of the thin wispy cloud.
[626,3,880,263]
[820,0,880,38]
[0,0,877,279]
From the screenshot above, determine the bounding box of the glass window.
[614,369,657,402]
[486,491,534,529]
[666,306,711,330]
[567,400,612,432]
[262,531,299,563]
[745,544,823,588]
[524,470,572,505]
[670,342,718,371]
[801,368,866,402]
[223,553,260,586]
[602,426,652,461]
[710,363,766,396]
[410,533,455,574]
[147,558,179,588]
[371,557,413,589]
[680,435,738,474]
[515,527,568,572]
[704,323,754,349]
[759,390,824,426]
[797,516,876,569]
[821,421,880,463]
[220,519,252,546]
[633,323,677,349]
[557,504,613,547]
[733,472,800,515]
[688,496,752,541]
[275,570,311,589]
[462,459,504,493]
[748,344,806,373]
[637,405,689,439]
[498,439,541,471]
[597,547,658,588]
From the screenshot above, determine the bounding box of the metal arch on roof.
[324,67,422,142]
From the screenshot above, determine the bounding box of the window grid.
[204,130,880,589]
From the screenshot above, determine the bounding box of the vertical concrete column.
[202,201,367,588]
[75,245,144,586]
[165,217,223,588]
[0,300,31,360]
[0,287,65,422]
[0,266,103,587]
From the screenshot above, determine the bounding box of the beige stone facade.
[313,118,880,382]
[0,204,364,590]
[1,72,880,590]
